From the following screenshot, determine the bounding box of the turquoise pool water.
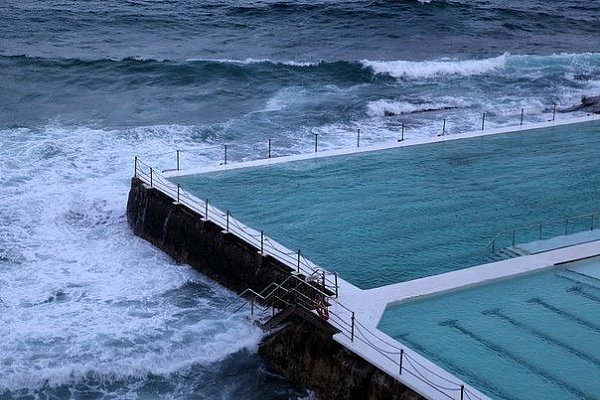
[377,257,600,400]
[172,120,600,289]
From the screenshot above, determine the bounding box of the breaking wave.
[362,53,509,79]
[367,98,470,117]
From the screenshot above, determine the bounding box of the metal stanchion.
[399,349,404,374]
[520,108,524,125]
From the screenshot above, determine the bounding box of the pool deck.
[334,239,600,328]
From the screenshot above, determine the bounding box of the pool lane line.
[555,270,600,291]
[567,286,600,303]
[482,308,600,367]
[527,297,600,334]
[396,333,516,400]
[439,319,595,400]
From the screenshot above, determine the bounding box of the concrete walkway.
[325,239,600,400]
[337,239,600,329]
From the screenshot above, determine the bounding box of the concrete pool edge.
[163,114,600,179]
[364,240,600,322]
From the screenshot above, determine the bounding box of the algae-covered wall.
[126,177,422,400]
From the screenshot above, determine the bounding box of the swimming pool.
[171,120,600,289]
[377,257,600,400]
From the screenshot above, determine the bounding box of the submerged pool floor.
[378,258,600,400]
[172,120,600,289]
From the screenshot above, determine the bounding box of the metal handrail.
[229,273,482,400]
[487,211,599,253]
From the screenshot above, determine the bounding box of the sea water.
[1,0,600,398]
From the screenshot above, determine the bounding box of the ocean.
[0,1,599,399]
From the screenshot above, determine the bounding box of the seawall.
[126,177,423,400]
[127,176,293,294]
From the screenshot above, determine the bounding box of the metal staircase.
[227,273,334,331]
[487,246,529,262]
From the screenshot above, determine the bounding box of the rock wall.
[126,177,423,400]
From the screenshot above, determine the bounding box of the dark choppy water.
[1,1,599,399]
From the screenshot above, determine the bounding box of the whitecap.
[367,97,469,117]
[362,53,509,79]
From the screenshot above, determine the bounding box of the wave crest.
[367,98,468,117]
[362,53,509,79]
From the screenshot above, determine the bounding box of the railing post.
[226,210,230,232]
[481,112,486,131]
[461,385,465,400]
[552,104,556,122]
[334,272,338,298]
[491,239,495,254]
[134,156,138,177]
[150,167,153,187]
[442,118,446,136]
[351,311,355,341]
[520,108,524,126]
[297,249,301,273]
[177,184,180,203]
[251,294,254,315]
[224,145,228,165]
[512,229,516,246]
[322,270,326,290]
[260,231,264,254]
[357,128,360,148]
[205,199,209,219]
[401,123,405,141]
[314,133,318,153]
[399,349,404,375]
[268,139,272,159]
[176,150,180,171]
[565,218,569,235]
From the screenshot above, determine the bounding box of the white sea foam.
[362,53,509,79]
[0,124,261,393]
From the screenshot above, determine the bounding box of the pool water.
[377,257,600,400]
[172,120,600,289]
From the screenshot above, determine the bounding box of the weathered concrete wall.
[126,177,423,400]
[127,177,293,294]
[259,310,423,400]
